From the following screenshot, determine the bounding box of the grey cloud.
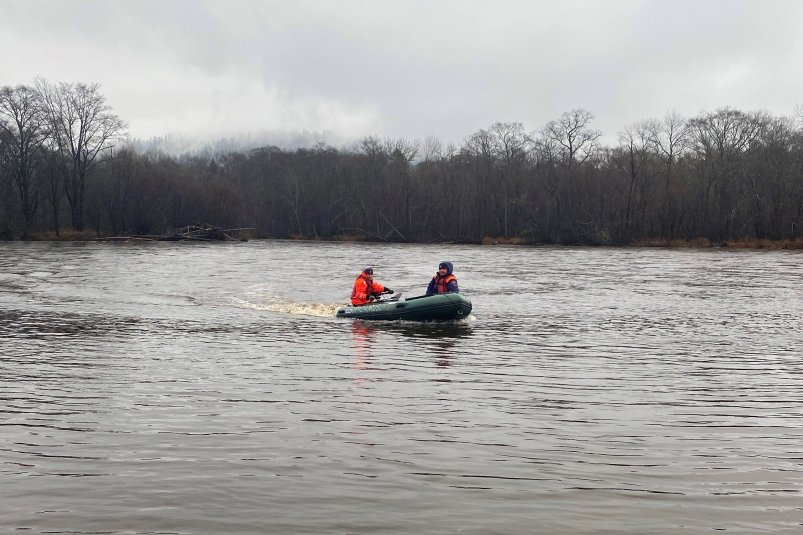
[3,0,802,148]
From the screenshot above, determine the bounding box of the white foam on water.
[229,297,342,318]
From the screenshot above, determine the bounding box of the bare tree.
[0,85,48,239]
[743,116,799,239]
[687,108,769,237]
[544,108,602,170]
[35,78,126,231]
[489,122,532,236]
[645,111,690,236]
[618,121,652,239]
[647,111,689,179]
[688,108,765,161]
[463,128,496,236]
[538,110,602,239]
[383,137,419,163]
[422,136,443,162]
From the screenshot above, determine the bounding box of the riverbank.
[9,230,802,250]
[17,226,253,242]
[631,237,803,250]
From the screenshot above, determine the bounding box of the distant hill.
[130,129,349,156]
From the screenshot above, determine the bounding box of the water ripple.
[1,242,801,534]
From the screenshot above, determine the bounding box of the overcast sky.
[2,0,802,149]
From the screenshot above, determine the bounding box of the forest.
[1,79,802,246]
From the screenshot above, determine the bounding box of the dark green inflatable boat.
[336,294,472,322]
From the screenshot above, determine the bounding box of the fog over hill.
[130,129,350,156]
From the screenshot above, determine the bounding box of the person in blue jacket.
[426,261,459,295]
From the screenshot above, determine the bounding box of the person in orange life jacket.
[426,261,459,295]
[350,267,394,306]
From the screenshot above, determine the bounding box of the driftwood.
[100,224,255,242]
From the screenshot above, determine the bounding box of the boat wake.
[228,297,341,318]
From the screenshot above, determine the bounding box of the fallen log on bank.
[99,224,255,242]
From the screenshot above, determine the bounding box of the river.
[1,241,801,534]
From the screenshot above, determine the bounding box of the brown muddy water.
[1,241,801,534]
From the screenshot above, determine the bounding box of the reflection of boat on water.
[349,319,471,370]
[350,317,474,339]
[336,294,472,322]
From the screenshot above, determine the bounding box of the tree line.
[1,79,801,245]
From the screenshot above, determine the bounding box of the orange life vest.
[431,273,457,294]
[351,273,385,306]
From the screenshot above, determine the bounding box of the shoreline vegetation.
[12,229,803,250]
[2,79,801,247]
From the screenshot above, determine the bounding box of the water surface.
[1,241,801,533]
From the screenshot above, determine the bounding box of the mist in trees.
[1,79,801,245]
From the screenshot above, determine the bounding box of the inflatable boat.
[336,293,472,322]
